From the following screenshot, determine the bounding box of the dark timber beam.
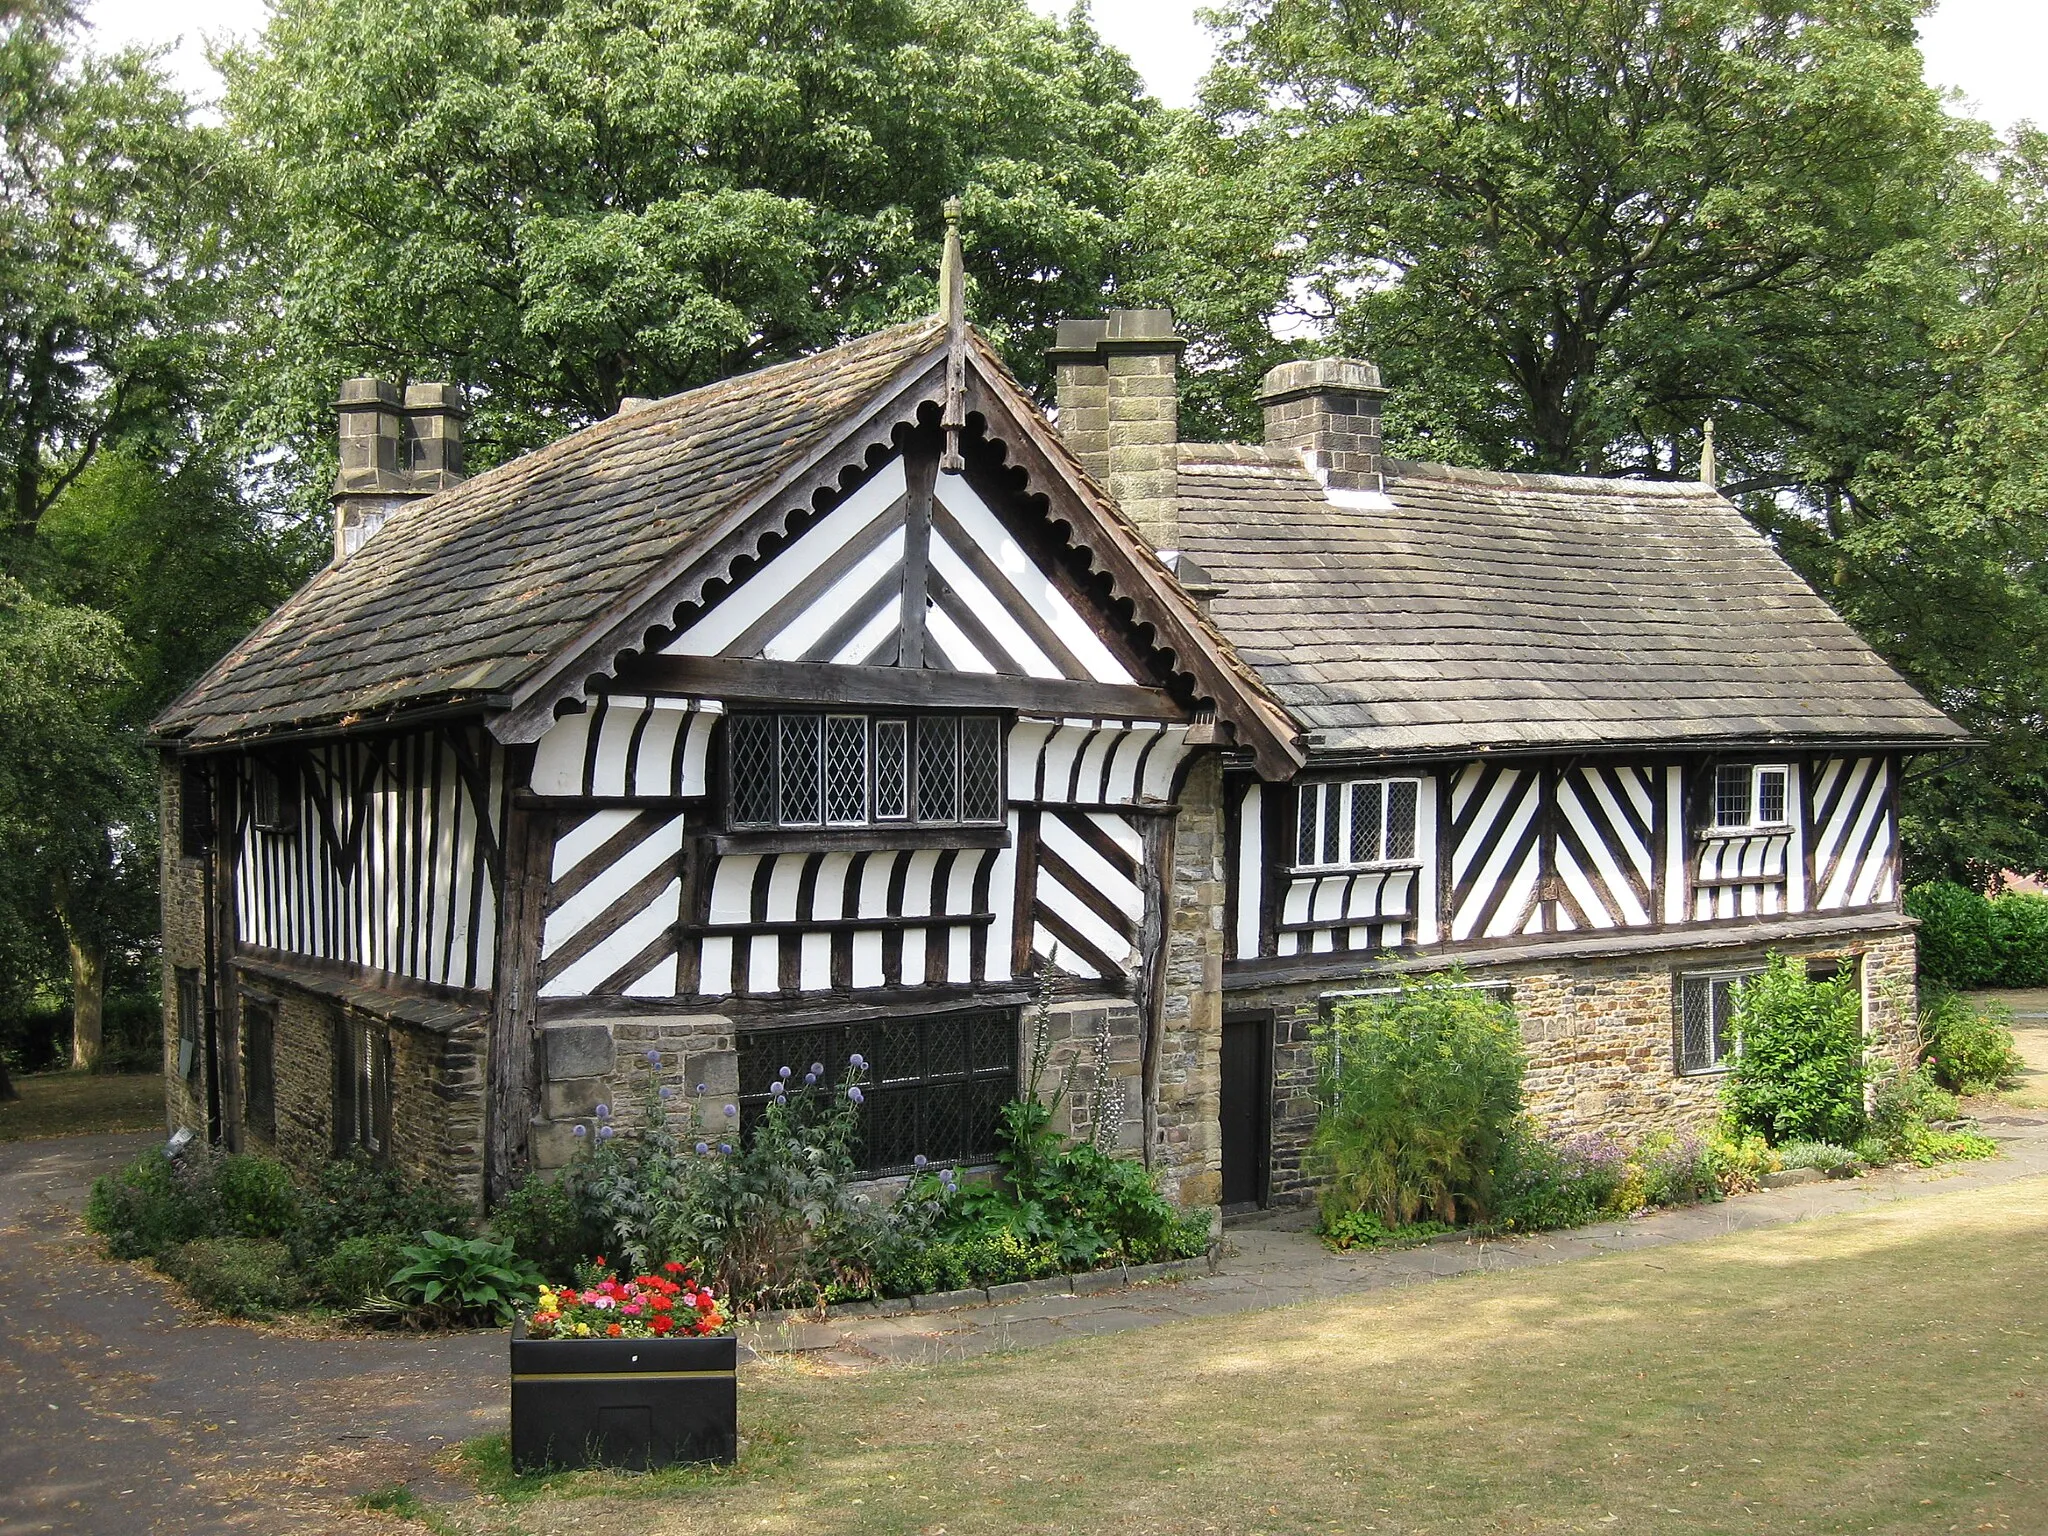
[607,656,1184,720]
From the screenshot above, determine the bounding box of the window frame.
[333,1013,393,1160]
[726,710,1005,832]
[241,998,277,1140]
[249,760,296,835]
[735,1010,1017,1177]
[1292,776,1423,872]
[1710,762,1793,834]
[174,967,203,1084]
[1675,967,1759,1076]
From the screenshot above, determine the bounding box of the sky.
[82,0,2047,135]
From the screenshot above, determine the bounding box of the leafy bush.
[876,1227,1065,1294]
[1321,1211,1457,1251]
[1868,1064,1960,1150]
[1990,894,2048,987]
[210,1154,302,1239]
[1907,881,1998,986]
[293,1155,473,1260]
[1488,1123,1623,1232]
[1720,956,1870,1145]
[1919,989,2025,1094]
[315,1233,409,1308]
[489,1174,603,1284]
[388,1233,541,1325]
[1773,1140,1862,1176]
[1631,1131,1721,1208]
[1309,972,1524,1227]
[1706,1128,1778,1194]
[160,1237,305,1317]
[1898,1126,1998,1166]
[86,1151,210,1259]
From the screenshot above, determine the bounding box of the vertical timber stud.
[487,746,551,1204]
[899,442,937,670]
[209,757,238,1147]
[1136,809,1175,1171]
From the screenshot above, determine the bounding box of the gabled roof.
[1175,445,1965,758]
[156,322,947,746]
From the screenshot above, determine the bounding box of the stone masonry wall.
[1023,998,1145,1155]
[1152,754,1227,1212]
[1234,925,1920,1208]
[159,757,206,1136]
[530,1014,738,1172]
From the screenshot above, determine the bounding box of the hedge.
[1907,881,2048,988]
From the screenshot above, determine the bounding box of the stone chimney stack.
[1049,308,1184,551]
[1258,358,1388,493]
[332,376,466,561]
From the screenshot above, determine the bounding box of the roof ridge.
[1384,458,1724,497]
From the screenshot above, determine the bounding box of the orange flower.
[606,1323,623,1337]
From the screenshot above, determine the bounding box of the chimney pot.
[1258,357,1388,492]
[331,376,466,561]
[1048,308,1183,550]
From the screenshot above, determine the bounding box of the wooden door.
[1219,1013,1271,1210]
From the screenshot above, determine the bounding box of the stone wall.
[530,1014,739,1172]
[1151,754,1227,1211]
[1231,924,1920,1208]
[159,756,206,1136]
[1023,998,1145,1155]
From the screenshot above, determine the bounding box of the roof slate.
[1175,445,1962,756]
[156,322,947,745]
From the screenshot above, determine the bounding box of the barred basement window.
[727,713,1001,829]
[1296,778,1421,870]
[1713,763,1791,831]
[1677,970,1757,1074]
[736,1010,1016,1176]
[334,1015,392,1158]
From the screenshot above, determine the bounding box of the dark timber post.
[487,745,551,1204]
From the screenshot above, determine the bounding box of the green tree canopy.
[224,0,1159,490]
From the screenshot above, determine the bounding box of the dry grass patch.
[458,1178,2048,1536]
[0,1070,162,1141]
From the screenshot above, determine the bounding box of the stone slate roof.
[156,322,947,746]
[1175,445,1963,757]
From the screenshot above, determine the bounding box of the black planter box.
[510,1325,737,1472]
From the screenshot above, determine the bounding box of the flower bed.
[524,1259,726,1339]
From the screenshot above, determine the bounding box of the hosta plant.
[387,1232,542,1325]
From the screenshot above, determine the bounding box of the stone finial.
[1701,417,1717,486]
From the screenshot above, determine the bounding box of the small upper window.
[1713,763,1791,831]
[1295,778,1420,870]
[250,761,295,834]
[728,712,1003,830]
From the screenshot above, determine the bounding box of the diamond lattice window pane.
[1681,978,1712,1072]
[778,714,822,825]
[874,719,909,819]
[1711,978,1739,1065]
[825,715,868,824]
[1348,782,1384,863]
[1297,783,1320,864]
[1320,783,1341,865]
[959,716,1002,822]
[917,717,958,822]
[1387,780,1419,861]
[728,715,775,825]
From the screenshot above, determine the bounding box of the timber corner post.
[487,743,551,1204]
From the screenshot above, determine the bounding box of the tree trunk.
[0,1054,17,1103]
[69,936,106,1072]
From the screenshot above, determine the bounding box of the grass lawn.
[452,1176,2048,1536]
[0,1070,164,1142]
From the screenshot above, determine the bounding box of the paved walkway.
[5,1114,2046,1532]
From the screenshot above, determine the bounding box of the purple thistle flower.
[778,1065,792,1080]
[595,1103,611,1118]
[723,1103,738,1118]
[804,1072,818,1086]
[646,1049,662,1066]
[658,1085,674,1099]
[572,1124,587,1138]
[718,1142,732,1155]
[769,1080,785,1096]
[848,1085,865,1104]
[695,1083,708,1094]
[849,1053,867,1070]
[695,1141,710,1155]
[810,1062,825,1077]
[914,1153,928,1167]
[597,1125,615,1139]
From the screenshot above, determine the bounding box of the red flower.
[663,1260,686,1275]
[606,1323,623,1337]
[695,1293,718,1313]
[592,1256,606,1267]
[650,1316,672,1335]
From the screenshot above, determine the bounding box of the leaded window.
[1677,970,1755,1074]
[726,712,1003,830]
[736,1010,1016,1176]
[242,999,276,1139]
[334,1015,392,1158]
[1713,763,1791,831]
[1296,778,1421,870]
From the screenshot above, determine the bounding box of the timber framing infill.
[609,655,1179,719]
[958,347,1303,781]
[487,348,952,748]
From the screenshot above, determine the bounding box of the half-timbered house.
[153,247,1962,1214]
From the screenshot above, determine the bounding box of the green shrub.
[315,1233,410,1308]
[489,1174,602,1284]
[1899,1126,1998,1166]
[1309,972,1524,1227]
[1773,1140,1862,1176]
[388,1232,541,1325]
[1720,956,1870,1145]
[1919,990,2025,1094]
[161,1237,305,1317]
[1868,1064,1960,1150]
[209,1154,302,1239]
[1321,1211,1457,1250]
[1990,893,2048,987]
[294,1156,473,1259]
[1632,1131,1722,1207]
[86,1152,209,1259]
[1488,1123,1623,1233]
[1906,882,1998,986]
[1706,1128,1779,1194]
